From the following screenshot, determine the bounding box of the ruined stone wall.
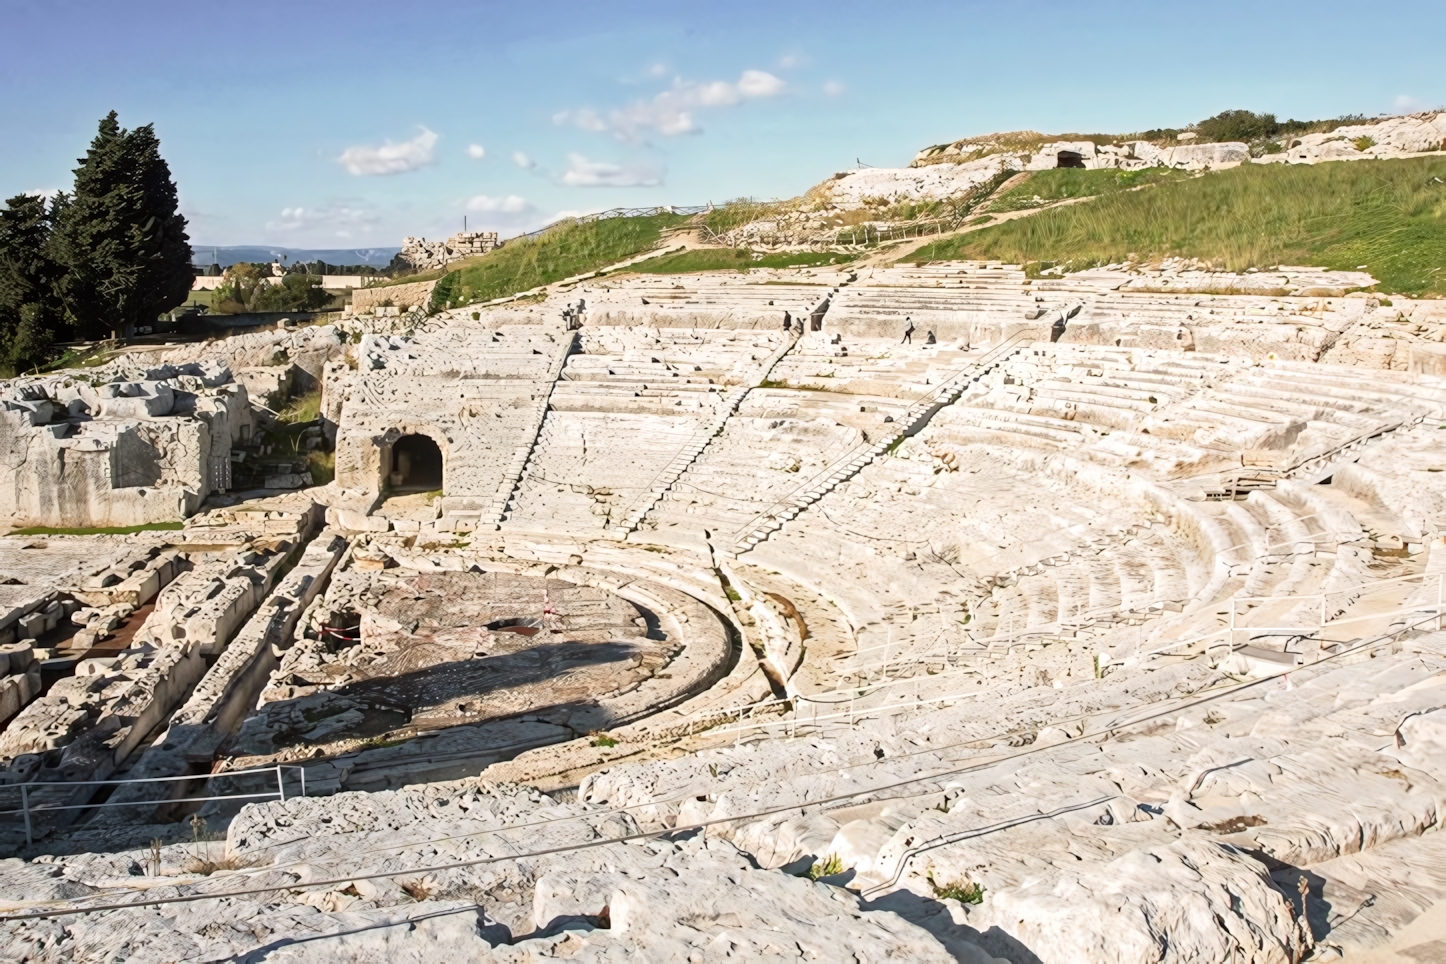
[0,379,251,529]
[349,279,438,312]
[330,328,569,506]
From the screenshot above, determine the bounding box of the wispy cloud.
[1395,94,1426,112]
[555,69,786,143]
[823,80,846,97]
[466,194,530,213]
[560,153,663,187]
[512,150,536,169]
[338,128,438,176]
[466,143,486,159]
[266,202,379,238]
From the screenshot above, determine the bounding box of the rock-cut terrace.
[0,259,1445,962]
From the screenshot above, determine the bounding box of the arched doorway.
[1056,150,1086,169]
[388,434,443,492]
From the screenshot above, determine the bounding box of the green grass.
[8,522,185,536]
[702,198,787,236]
[633,248,856,274]
[908,156,1446,297]
[805,854,845,881]
[429,212,688,309]
[988,167,1192,213]
[929,875,985,904]
[276,389,322,424]
[307,450,335,487]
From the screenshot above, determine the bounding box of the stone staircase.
[1201,412,1429,501]
[608,328,804,538]
[727,332,1035,556]
[448,329,579,529]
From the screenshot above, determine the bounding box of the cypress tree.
[51,111,193,339]
[0,192,62,375]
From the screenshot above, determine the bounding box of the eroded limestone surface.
[227,569,674,767]
[8,258,1446,962]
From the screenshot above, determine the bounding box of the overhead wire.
[3,614,1430,923]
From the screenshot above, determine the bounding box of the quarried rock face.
[0,362,252,529]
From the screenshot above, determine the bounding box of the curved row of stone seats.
[742,396,1422,687]
[503,328,788,537]
[503,413,717,535]
[1333,421,1446,540]
[641,392,876,552]
[827,264,1062,341]
[925,346,1446,479]
[962,480,1393,662]
[766,332,997,399]
[575,270,842,329]
[742,440,1157,677]
[578,632,1446,962]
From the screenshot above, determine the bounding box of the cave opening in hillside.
[389,433,444,492]
[1056,150,1086,169]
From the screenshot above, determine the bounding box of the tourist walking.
[902,317,915,344]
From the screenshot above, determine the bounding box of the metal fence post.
[299,766,306,798]
[276,766,286,803]
[21,785,32,846]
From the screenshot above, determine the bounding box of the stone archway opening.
[388,433,444,492]
[1056,150,1086,169]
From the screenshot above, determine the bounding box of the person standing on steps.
[783,310,792,332]
[902,317,915,344]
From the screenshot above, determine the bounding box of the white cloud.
[338,127,438,176]
[466,194,531,213]
[823,80,846,97]
[560,153,664,187]
[466,143,486,159]
[778,54,802,69]
[512,151,536,169]
[266,203,379,236]
[736,69,786,98]
[26,188,61,201]
[1395,94,1426,112]
[557,69,787,143]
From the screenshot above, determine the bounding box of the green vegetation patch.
[634,248,855,274]
[276,389,322,425]
[430,212,687,310]
[909,157,1446,297]
[9,521,185,536]
[988,167,1192,213]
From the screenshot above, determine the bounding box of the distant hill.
[191,245,401,268]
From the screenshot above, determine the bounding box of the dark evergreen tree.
[0,193,62,374]
[50,112,193,338]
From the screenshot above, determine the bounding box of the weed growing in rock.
[929,875,986,904]
[806,854,845,880]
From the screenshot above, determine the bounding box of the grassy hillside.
[632,248,855,274]
[910,157,1446,296]
[430,211,688,308]
[987,168,1191,213]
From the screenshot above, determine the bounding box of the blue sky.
[2,0,1442,250]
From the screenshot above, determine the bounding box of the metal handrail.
[6,765,310,847]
